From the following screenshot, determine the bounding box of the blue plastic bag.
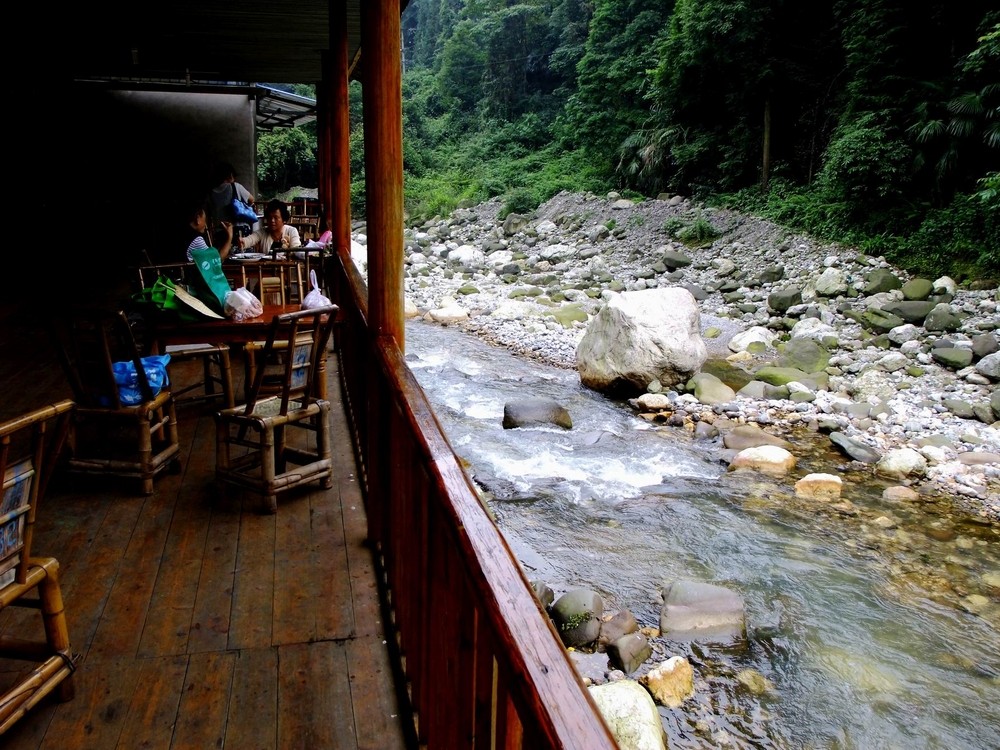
[112,354,171,405]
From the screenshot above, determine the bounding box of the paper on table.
[304,240,325,248]
[172,285,225,319]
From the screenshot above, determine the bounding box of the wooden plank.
[224,647,278,750]
[272,490,315,645]
[328,364,378,640]
[114,654,188,748]
[170,650,235,749]
[45,496,144,658]
[86,492,176,660]
[187,503,241,654]
[346,635,408,750]
[25,655,140,750]
[229,513,275,650]
[312,484,354,641]
[277,641,354,749]
[137,416,216,658]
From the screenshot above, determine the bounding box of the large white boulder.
[588,680,666,750]
[576,288,707,396]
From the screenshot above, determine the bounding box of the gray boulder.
[577,288,708,396]
[779,338,831,373]
[924,303,964,332]
[767,287,803,314]
[607,633,653,675]
[901,278,934,300]
[880,300,936,324]
[589,681,667,750]
[552,589,604,648]
[865,268,902,293]
[660,580,747,643]
[829,432,882,463]
[975,352,1000,380]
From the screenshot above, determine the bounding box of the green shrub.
[663,217,685,237]
[676,211,720,244]
[500,187,538,219]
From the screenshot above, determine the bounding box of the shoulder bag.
[230,183,258,226]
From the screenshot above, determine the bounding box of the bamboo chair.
[214,305,337,513]
[136,264,235,410]
[49,308,181,495]
[0,400,77,734]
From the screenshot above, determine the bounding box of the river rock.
[502,398,573,429]
[924,303,964,332]
[607,632,653,674]
[901,278,933,300]
[881,300,936,324]
[795,473,843,500]
[729,326,778,352]
[598,610,640,648]
[865,268,902,293]
[589,680,667,750]
[815,267,848,297]
[862,308,906,333]
[882,485,920,501]
[639,656,695,708]
[552,589,603,648]
[827,433,881,463]
[976,352,1000,380]
[577,288,708,396]
[768,287,803,314]
[660,580,747,642]
[779,338,831,373]
[728,445,797,476]
[688,372,736,405]
[723,424,793,451]
[931,348,973,370]
[700,358,754,391]
[876,448,928,479]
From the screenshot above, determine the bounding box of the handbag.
[112,354,171,405]
[132,276,199,323]
[229,184,258,225]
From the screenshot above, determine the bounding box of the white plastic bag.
[302,270,332,310]
[224,287,264,321]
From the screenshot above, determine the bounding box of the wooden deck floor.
[0,307,413,749]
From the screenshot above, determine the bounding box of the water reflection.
[405,319,1000,749]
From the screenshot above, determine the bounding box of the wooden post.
[317,57,330,229]
[331,2,351,267]
[361,0,404,350]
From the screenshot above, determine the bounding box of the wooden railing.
[328,248,619,749]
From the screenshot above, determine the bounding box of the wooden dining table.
[150,304,332,399]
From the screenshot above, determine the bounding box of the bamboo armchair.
[0,400,77,734]
[50,308,181,495]
[214,306,337,513]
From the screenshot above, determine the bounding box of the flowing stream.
[405,319,1000,750]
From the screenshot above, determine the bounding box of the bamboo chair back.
[214,305,338,513]
[0,400,78,733]
[48,308,180,495]
[242,305,337,413]
[0,401,73,587]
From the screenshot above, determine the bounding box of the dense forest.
[261,1,999,280]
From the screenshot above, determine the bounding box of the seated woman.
[185,200,234,262]
[239,200,301,256]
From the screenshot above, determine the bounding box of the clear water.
[405,320,1000,750]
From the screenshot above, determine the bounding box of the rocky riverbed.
[352,190,1000,523]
